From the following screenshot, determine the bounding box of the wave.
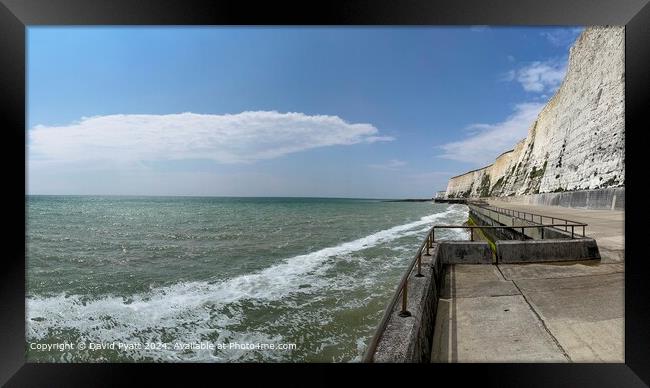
[27,204,469,361]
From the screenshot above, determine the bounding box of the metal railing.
[471,203,588,238]
[363,219,590,362]
[363,225,436,362]
[434,223,587,240]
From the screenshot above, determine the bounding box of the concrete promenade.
[431,201,624,362]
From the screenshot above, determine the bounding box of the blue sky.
[27,26,582,198]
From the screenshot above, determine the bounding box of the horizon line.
[25,193,438,201]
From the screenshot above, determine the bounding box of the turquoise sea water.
[26,196,468,362]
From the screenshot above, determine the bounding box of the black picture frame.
[1,0,649,386]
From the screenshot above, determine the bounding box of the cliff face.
[446,26,625,198]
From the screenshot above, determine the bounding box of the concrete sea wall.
[468,204,601,263]
[487,187,624,211]
[496,239,600,263]
[438,242,492,264]
[470,204,574,240]
[371,244,442,363]
[445,27,624,201]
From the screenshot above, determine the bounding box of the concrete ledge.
[438,241,492,264]
[469,206,528,240]
[496,238,601,264]
[470,204,573,240]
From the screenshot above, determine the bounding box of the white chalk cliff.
[445,26,625,198]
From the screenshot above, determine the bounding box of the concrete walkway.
[431,202,624,363]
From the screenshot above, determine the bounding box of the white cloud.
[29,111,393,164]
[541,27,583,47]
[501,29,582,94]
[508,58,567,93]
[368,159,407,171]
[437,102,544,165]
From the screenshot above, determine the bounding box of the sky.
[27,26,583,198]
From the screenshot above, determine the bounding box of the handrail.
[469,203,587,236]
[433,223,587,240]
[362,225,434,362]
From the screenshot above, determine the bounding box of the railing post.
[583,225,585,237]
[571,225,574,239]
[416,252,424,277]
[565,219,568,231]
[521,227,524,240]
[541,227,544,240]
[470,228,474,241]
[426,235,430,255]
[398,280,411,317]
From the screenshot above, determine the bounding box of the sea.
[26,196,469,362]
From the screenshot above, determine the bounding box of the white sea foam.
[27,204,469,361]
